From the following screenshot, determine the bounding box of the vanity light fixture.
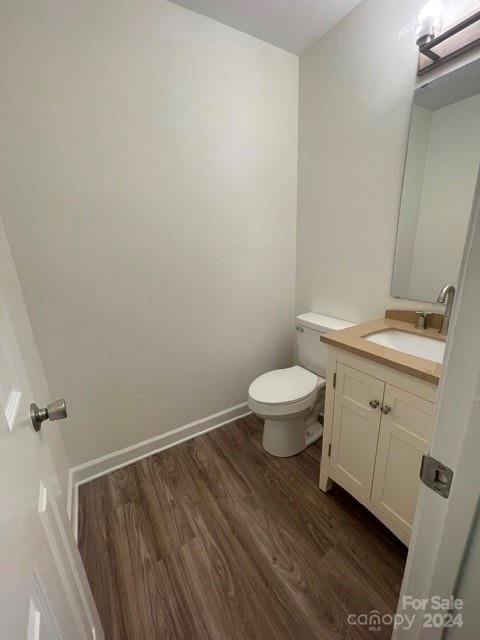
[417,3,480,75]
[416,0,444,47]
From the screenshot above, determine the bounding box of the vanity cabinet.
[371,385,434,539]
[320,349,436,545]
[330,364,384,503]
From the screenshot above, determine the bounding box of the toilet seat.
[249,365,318,405]
[248,366,325,418]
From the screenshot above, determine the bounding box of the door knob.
[381,404,392,415]
[30,399,67,432]
[369,400,380,409]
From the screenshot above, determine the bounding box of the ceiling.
[168,0,363,54]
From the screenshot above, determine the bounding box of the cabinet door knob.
[381,404,392,415]
[369,400,380,409]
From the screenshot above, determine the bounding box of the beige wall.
[0,0,298,465]
[296,0,448,323]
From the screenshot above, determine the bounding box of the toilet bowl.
[248,365,326,457]
[248,312,354,457]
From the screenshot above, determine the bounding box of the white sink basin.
[365,329,445,363]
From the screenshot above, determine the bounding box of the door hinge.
[328,443,331,457]
[420,454,454,498]
[333,373,336,389]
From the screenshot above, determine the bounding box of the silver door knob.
[381,404,392,415]
[369,400,380,409]
[30,399,67,432]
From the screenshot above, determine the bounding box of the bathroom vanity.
[319,311,446,546]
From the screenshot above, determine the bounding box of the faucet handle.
[415,311,427,329]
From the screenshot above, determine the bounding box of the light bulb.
[417,0,444,46]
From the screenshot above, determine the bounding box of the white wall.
[296,0,453,323]
[409,94,480,301]
[0,0,298,466]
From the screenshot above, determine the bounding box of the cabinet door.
[330,363,385,503]
[371,385,435,543]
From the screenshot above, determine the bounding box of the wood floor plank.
[158,544,213,640]
[107,465,141,511]
[136,474,195,560]
[209,425,337,556]
[79,414,407,639]
[78,478,127,640]
[140,443,202,511]
[241,423,406,607]
[106,502,174,640]
[178,476,317,640]
[218,492,357,639]
[157,443,316,638]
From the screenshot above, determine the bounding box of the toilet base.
[262,416,323,457]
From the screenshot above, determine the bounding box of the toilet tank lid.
[296,312,355,333]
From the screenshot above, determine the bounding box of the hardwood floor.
[78,415,407,640]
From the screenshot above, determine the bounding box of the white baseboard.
[67,402,251,541]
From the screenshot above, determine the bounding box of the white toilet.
[248,312,354,457]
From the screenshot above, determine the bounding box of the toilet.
[248,312,354,457]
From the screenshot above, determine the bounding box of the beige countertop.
[320,315,446,385]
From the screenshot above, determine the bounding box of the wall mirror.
[391,58,480,302]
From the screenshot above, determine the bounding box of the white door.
[371,385,435,544]
[0,219,104,640]
[394,176,480,637]
[329,363,385,502]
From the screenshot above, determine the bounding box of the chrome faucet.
[437,284,456,335]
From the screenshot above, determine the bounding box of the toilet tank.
[296,312,354,377]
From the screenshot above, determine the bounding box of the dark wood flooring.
[78,415,407,640]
